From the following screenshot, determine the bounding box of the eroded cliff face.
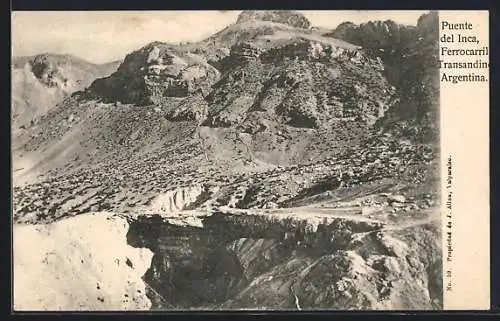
[127,212,441,310]
[13,209,441,311]
[138,185,212,215]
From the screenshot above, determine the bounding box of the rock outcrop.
[88,43,220,105]
[127,212,441,310]
[165,93,209,122]
[203,38,393,128]
[236,10,312,29]
[142,185,210,215]
[325,11,439,142]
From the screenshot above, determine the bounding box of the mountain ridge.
[324,11,439,142]
[12,53,121,131]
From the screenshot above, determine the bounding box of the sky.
[12,10,429,64]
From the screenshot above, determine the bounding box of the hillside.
[13,20,396,185]
[325,11,439,142]
[12,10,441,311]
[11,54,121,131]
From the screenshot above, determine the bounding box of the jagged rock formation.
[165,93,209,122]
[12,12,436,194]
[14,208,441,310]
[11,54,120,129]
[202,38,391,128]
[325,11,439,142]
[88,43,220,105]
[14,132,438,226]
[129,211,440,310]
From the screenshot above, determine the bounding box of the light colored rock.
[361,207,376,215]
[146,46,161,64]
[13,213,153,311]
[388,194,406,203]
[391,201,404,208]
[264,201,278,209]
[147,185,205,215]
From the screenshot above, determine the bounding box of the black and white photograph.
[11,10,443,311]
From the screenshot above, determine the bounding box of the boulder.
[388,194,406,203]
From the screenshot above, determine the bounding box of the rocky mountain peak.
[323,11,439,142]
[236,10,311,29]
[88,42,220,105]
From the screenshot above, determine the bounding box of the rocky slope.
[202,39,390,128]
[89,43,220,105]
[12,10,395,183]
[325,11,439,143]
[11,54,120,130]
[12,10,441,310]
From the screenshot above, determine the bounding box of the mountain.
[12,11,442,311]
[87,33,389,128]
[16,13,395,179]
[324,11,439,143]
[11,53,121,130]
